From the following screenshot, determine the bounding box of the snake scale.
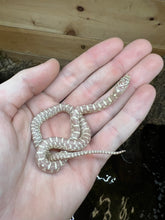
[31,75,130,173]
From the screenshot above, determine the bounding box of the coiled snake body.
[31,75,130,173]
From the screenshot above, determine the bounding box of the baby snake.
[31,75,130,173]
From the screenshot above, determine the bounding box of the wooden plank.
[0,0,164,50]
[0,24,165,65]
[0,25,99,61]
[0,50,70,68]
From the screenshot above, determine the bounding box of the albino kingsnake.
[31,75,130,173]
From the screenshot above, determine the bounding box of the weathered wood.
[0,0,165,59]
[0,25,98,61]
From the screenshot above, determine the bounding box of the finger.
[65,39,152,106]
[45,38,124,101]
[93,84,156,150]
[0,59,59,118]
[69,84,156,182]
[84,53,163,134]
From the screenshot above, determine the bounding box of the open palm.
[0,38,163,220]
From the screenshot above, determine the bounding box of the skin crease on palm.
[0,38,163,220]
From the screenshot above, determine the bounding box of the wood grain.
[0,25,98,61]
[0,0,164,60]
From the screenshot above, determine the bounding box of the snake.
[31,74,130,174]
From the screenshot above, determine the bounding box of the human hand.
[0,38,163,220]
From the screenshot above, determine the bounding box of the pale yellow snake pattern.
[31,75,130,174]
